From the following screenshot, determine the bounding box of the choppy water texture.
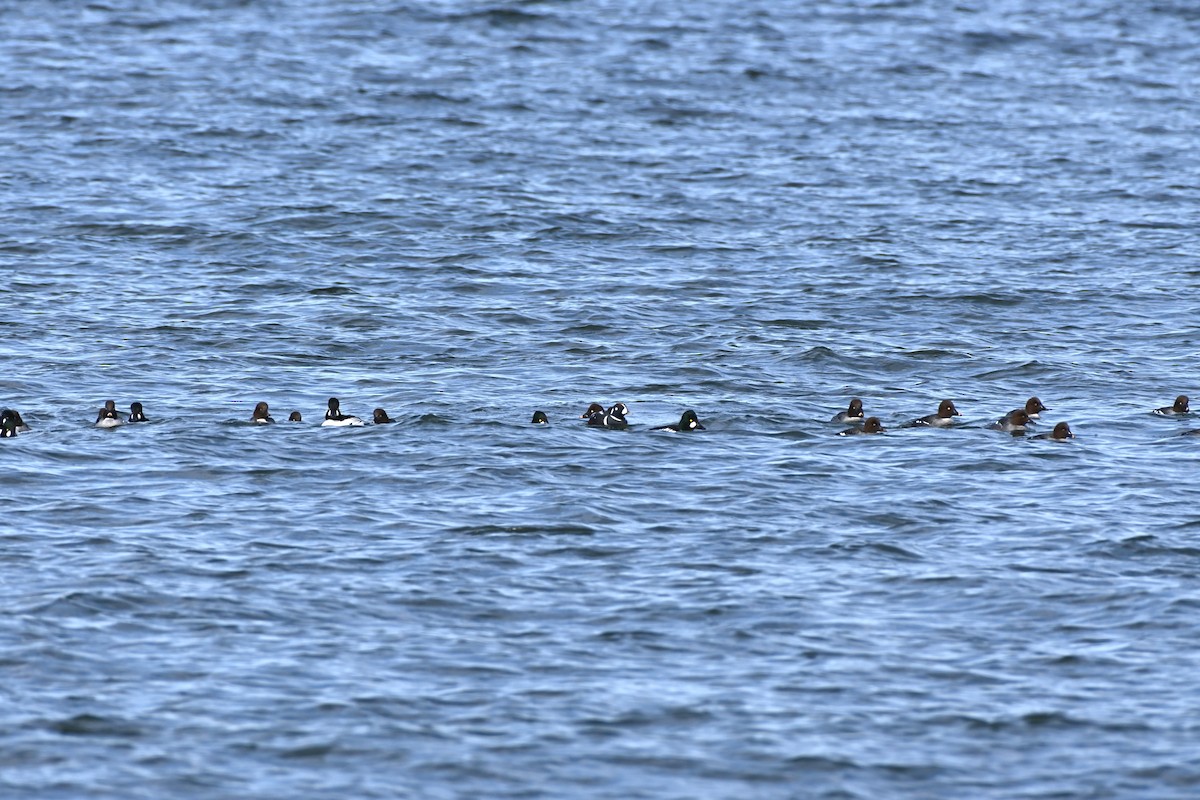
[2,1,1200,797]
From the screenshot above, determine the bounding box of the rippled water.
[3,1,1200,797]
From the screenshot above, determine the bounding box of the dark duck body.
[587,403,630,430]
[653,409,705,432]
[906,399,961,428]
[830,398,864,424]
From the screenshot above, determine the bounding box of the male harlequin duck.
[7,409,30,433]
[1031,421,1073,441]
[587,403,630,430]
[322,397,364,427]
[0,409,19,438]
[830,398,865,424]
[288,411,303,422]
[251,401,275,424]
[580,403,605,420]
[531,410,549,425]
[653,410,705,432]
[373,408,396,424]
[1153,395,1189,416]
[95,399,124,428]
[906,399,960,428]
[989,409,1030,432]
[128,402,149,423]
[839,416,885,435]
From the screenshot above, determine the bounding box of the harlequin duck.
[7,409,30,432]
[580,403,605,420]
[0,409,19,438]
[587,403,630,430]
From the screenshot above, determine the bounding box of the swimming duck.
[906,399,961,428]
[1153,395,1189,416]
[7,409,30,433]
[0,409,18,438]
[989,409,1030,432]
[128,402,149,423]
[288,411,303,422]
[531,410,549,425]
[580,403,605,420]
[1031,421,1073,440]
[322,397,364,427]
[653,409,705,432]
[830,398,864,424]
[95,400,124,428]
[373,408,396,424]
[839,416,885,435]
[1022,397,1049,419]
[587,402,630,430]
[251,401,275,424]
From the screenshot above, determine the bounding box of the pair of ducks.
[530,403,706,432]
[251,398,396,426]
[832,396,1074,440]
[94,400,149,428]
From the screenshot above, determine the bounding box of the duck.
[839,416,885,435]
[321,397,364,427]
[373,408,396,424]
[0,409,19,438]
[288,411,303,422]
[1153,395,1189,416]
[906,399,961,428]
[7,409,30,433]
[95,400,124,428]
[587,402,630,430]
[580,403,605,420]
[830,398,864,424]
[653,409,705,432]
[128,402,149,423]
[988,409,1030,432]
[1031,421,1073,440]
[531,410,549,425]
[1021,396,1049,420]
[251,401,275,424]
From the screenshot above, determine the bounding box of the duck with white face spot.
[652,410,706,432]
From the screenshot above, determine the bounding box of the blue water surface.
[2,1,1199,798]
